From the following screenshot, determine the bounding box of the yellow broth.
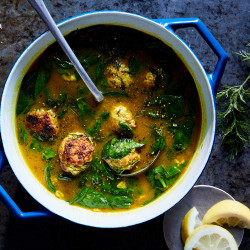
[16,25,201,212]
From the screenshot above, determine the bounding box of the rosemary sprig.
[216,45,250,160]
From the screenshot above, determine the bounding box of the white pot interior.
[1,11,215,228]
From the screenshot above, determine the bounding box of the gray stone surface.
[0,0,249,249]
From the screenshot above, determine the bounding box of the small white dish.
[163,185,244,249]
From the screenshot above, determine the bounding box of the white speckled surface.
[0,0,249,249]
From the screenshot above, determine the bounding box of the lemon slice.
[181,207,202,243]
[202,200,250,229]
[184,224,238,250]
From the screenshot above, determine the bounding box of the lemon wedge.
[184,224,238,250]
[202,200,250,229]
[181,207,202,243]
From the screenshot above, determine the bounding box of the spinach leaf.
[35,67,51,98]
[107,195,133,209]
[18,126,27,143]
[118,122,134,137]
[102,138,145,160]
[86,111,110,137]
[70,187,89,205]
[147,162,187,191]
[102,91,130,97]
[79,171,92,187]
[45,161,56,193]
[129,56,147,76]
[127,177,142,195]
[166,98,184,118]
[148,94,180,106]
[100,77,108,91]
[57,109,68,118]
[16,91,31,115]
[151,125,166,155]
[42,148,56,160]
[147,165,168,191]
[173,117,194,152]
[83,55,101,68]
[92,156,114,180]
[143,189,162,205]
[101,181,132,195]
[93,58,108,83]
[91,165,103,185]
[78,189,111,208]
[29,139,43,152]
[53,57,73,69]
[44,88,67,108]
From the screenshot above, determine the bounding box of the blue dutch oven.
[0,11,227,228]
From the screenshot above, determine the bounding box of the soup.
[16,25,201,212]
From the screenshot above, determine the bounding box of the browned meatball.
[58,133,94,175]
[26,109,58,139]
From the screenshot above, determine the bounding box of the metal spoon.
[28,0,104,102]
[114,150,161,177]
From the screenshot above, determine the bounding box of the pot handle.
[152,18,228,95]
[0,139,52,219]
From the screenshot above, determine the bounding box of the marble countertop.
[0,0,249,249]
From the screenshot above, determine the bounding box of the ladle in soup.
[28,0,104,102]
[110,150,161,177]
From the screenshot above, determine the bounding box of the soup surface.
[16,25,201,212]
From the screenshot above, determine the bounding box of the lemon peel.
[184,224,238,250]
[202,200,250,229]
[181,207,202,243]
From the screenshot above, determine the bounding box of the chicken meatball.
[111,105,136,130]
[59,133,94,175]
[105,149,140,172]
[26,109,58,140]
[142,70,157,89]
[105,59,133,89]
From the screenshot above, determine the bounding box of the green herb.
[42,148,56,160]
[145,111,163,119]
[29,139,43,152]
[91,165,103,185]
[70,187,89,205]
[129,56,147,76]
[44,88,67,108]
[53,57,73,69]
[101,181,132,195]
[102,91,130,97]
[86,111,110,137]
[78,189,111,208]
[217,75,250,159]
[57,109,68,118]
[173,117,194,152]
[34,67,51,98]
[92,156,114,180]
[45,161,56,193]
[16,91,31,116]
[151,125,166,155]
[18,126,27,143]
[118,122,134,137]
[100,77,108,91]
[102,138,145,160]
[147,162,187,191]
[107,195,133,209]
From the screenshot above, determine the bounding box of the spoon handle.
[28,0,104,102]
